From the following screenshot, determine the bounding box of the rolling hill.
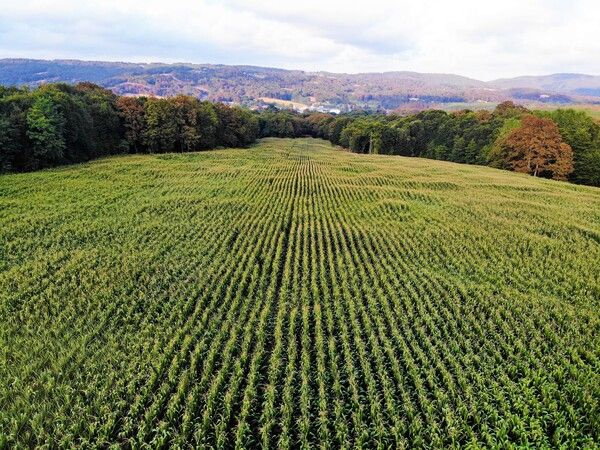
[491,73,600,97]
[2,58,599,111]
[1,138,598,447]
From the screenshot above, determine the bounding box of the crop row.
[1,138,598,447]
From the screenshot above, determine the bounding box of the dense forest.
[1,83,599,186]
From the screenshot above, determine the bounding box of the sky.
[0,0,599,80]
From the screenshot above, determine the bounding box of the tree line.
[0,83,259,172]
[303,102,599,185]
[1,82,599,186]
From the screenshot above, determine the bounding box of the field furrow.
[1,138,599,448]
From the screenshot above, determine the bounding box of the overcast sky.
[0,0,598,80]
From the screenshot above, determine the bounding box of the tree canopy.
[0,84,598,186]
[493,115,574,180]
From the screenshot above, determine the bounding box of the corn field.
[1,137,599,448]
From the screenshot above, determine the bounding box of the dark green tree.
[116,96,146,153]
[143,98,178,153]
[26,94,66,166]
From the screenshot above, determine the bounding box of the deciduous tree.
[26,95,66,166]
[116,96,146,153]
[495,115,574,180]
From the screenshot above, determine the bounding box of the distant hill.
[1,58,599,111]
[490,73,600,96]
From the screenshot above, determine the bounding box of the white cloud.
[0,0,598,79]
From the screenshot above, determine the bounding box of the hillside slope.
[491,73,600,97]
[2,58,600,110]
[1,138,599,447]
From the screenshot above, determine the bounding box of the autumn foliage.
[497,115,574,180]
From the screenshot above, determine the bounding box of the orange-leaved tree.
[495,115,574,181]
